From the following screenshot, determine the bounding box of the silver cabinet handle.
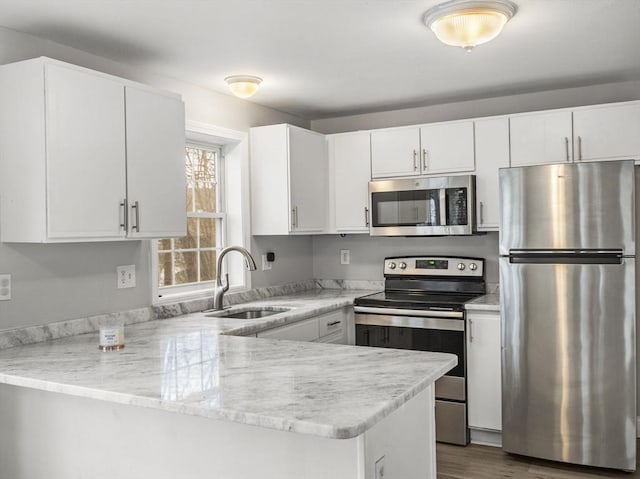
[364,206,370,227]
[577,136,582,161]
[422,148,428,171]
[131,201,140,232]
[468,318,473,342]
[479,201,484,225]
[291,206,298,228]
[412,150,418,171]
[564,137,570,162]
[119,200,127,230]
[327,320,341,326]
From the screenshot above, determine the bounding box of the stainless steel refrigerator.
[499,160,637,471]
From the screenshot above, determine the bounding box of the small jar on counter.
[98,317,125,351]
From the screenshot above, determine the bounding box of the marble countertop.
[464,293,500,311]
[0,289,456,439]
[175,289,375,337]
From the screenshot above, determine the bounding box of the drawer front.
[317,310,346,338]
[257,318,318,341]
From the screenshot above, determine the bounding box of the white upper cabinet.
[572,102,640,162]
[0,58,186,243]
[45,63,127,240]
[370,122,474,178]
[474,117,510,231]
[370,126,420,178]
[510,110,573,167]
[510,101,640,167]
[125,86,186,238]
[419,120,475,174]
[250,124,327,235]
[328,132,371,233]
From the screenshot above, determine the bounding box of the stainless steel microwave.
[368,175,476,236]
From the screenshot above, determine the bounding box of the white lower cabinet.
[256,308,352,344]
[466,310,502,432]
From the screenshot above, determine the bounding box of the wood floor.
[437,443,640,478]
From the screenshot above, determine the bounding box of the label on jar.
[99,327,124,351]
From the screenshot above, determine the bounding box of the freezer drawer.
[500,257,636,470]
[499,161,635,255]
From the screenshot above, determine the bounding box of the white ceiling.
[1,0,639,119]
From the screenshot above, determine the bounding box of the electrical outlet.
[262,254,272,271]
[375,456,386,479]
[0,274,11,301]
[340,249,350,265]
[116,265,136,289]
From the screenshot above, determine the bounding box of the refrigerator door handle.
[508,252,623,265]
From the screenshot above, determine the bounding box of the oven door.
[354,309,469,445]
[354,312,465,400]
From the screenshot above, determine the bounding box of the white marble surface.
[465,294,500,311]
[183,289,376,337]
[0,304,456,439]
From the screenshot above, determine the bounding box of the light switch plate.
[340,250,350,265]
[0,274,11,300]
[117,265,136,289]
[262,254,272,271]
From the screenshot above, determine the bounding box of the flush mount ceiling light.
[424,0,517,52]
[224,75,263,99]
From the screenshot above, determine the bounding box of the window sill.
[154,284,248,306]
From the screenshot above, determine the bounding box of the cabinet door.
[573,102,640,162]
[370,127,420,178]
[45,63,127,240]
[419,121,475,174]
[467,311,501,431]
[125,86,186,238]
[510,111,573,167]
[288,127,327,233]
[474,117,510,231]
[330,132,371,232]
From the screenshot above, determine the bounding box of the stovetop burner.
[354,291,480,311]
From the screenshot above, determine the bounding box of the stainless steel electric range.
[354,256,486,446]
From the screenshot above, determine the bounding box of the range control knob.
[399,262,407,270]
[469,263,478,271]
[388,262,397,270]
[457,263,466,271]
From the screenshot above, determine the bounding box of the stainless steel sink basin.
[205,307,290,319]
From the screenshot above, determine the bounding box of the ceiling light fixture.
[424,0,517,52]
[224,75,263,99]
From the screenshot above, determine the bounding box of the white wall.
[0,26,313,330]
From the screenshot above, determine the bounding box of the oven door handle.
[354,313,464,331]
[353,306,463,319]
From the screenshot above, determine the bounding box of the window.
[157,144,225,295]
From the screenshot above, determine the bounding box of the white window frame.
[152,122,251,305]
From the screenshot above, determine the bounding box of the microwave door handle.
[439,188,447,226]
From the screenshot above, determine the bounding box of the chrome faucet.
[213,246,257,310]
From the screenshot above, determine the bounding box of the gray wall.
[311,80,640,134]
[312,233,499,284]
[0,26,311,330]
[250,236,314,289]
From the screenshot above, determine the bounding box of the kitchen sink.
[205,307,290,319]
